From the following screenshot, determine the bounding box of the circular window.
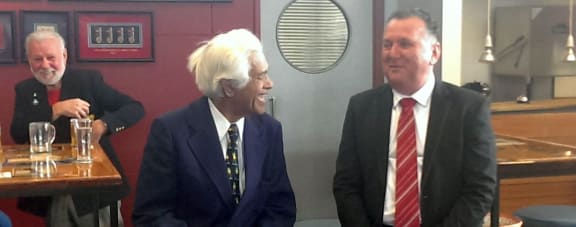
[276,0,350,74]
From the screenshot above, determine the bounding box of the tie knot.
[400,98,416,110]
[228,124,239,143]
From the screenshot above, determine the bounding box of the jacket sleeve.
[437,97,497,227]
[132,118,187,227]
[333,98,375,227]
[90,70,145,135]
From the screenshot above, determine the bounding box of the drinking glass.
[70,118,92,148]
[30,154,57,178]
[29,122,56,153]
[76,126,93,163]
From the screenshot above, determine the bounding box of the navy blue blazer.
[133,97,296,227]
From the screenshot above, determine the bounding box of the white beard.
[32,64,66,86]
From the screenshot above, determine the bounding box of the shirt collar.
[392,73,435,108]
[208,98,245,143]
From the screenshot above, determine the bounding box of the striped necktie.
[226,124,241,205]
[395,98,420,227]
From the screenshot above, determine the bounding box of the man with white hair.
[10,30,145,226]
[133,28,296,226]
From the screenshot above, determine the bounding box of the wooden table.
[0,144,122,227]
[491,113,576,219]
[497,135,576,178]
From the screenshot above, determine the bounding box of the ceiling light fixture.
[479,0,496,63]
[565,0,576,62]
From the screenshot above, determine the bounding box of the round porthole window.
[276,0,350,74]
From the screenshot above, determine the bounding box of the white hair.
[25,30,66,55]
[187,28,264,98]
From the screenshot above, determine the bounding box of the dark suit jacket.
[10,68,145,216]
[132,97,296,227]
[333,81,497,227]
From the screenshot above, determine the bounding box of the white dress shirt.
[382,75,435,225]
[208,99,246,195]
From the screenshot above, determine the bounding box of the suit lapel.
[30,81,50,112]
[59,69,76,100]
[421,82,451,188]
[185,98,234,209]
[237,116,265,207]
[374,87,394,190]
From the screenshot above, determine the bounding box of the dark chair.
[294,218,340,227]
[514,205,576,227]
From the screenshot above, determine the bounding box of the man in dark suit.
[333,9,497,227]
[132,28,296,227]
[10,30,145,226]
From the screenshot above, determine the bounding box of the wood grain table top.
[0,144,121,197]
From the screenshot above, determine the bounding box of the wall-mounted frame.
[50,0,229,2]
[75,11,154,62]
[0,11,16,64]
[21,11,70,62]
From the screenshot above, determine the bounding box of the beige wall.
[458,0,492,86]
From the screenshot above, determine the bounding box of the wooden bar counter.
[493,112,576,214]
[492,98,576,114]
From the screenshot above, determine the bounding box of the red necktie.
[395,98,420,227]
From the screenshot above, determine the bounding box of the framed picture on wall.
[50,0,229,2]
[75,11,154,62]
[0,11,16,64]
[21,11,70,62]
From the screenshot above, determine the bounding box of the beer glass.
[30,154,57,178]
[29,122,56,153]
[70,118,92,147]
[76,126,93,163]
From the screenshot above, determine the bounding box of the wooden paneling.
[500,175,576,214]
[373,0,384,87]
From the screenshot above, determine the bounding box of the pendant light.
[479,0,496,63]
[565,0,576,62]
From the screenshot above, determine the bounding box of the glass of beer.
[75,126,93,163]
[70,118,92,148]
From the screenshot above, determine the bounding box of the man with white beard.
[10,30,145,227]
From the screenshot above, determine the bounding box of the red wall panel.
[0,1,259,226]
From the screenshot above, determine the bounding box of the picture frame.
[0,12,16,64]
[75,11,154,62]
[50,0,229,2]
[21,11,70,62]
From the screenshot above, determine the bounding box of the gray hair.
[187,28,264,98]
[387,8,438,41]
[25,30,66,55]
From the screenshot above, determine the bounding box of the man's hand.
[52,98,90,120]
[92,119,108,143]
